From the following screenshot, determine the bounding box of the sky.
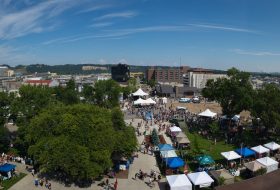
[0,0,280,72]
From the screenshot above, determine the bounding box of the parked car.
[179,98,191,103]
[192,97,200,103]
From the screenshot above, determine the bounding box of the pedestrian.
[31,169,35,177]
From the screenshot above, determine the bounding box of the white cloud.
[90,22,113,28]
[231,49,280,56]
[0,1,81,39]
[76,4,114,14]
[0,45,35,65]
[94,11,138,21]
[189,23,258,34]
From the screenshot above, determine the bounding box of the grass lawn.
[1,173,27,190]
[178,121,237,171]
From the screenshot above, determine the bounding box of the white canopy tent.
[221,151,241,161]
[132,88,148,96]
[145,98,156,105]
[160,150,177,158]
[256,157,279,173]
[198,109,217,118]
[133,98,146,105]
[187,171,214,188]
[264,142,280,151]
[170,126,182,133]
[251,145,270,154]
[166,174,192,190]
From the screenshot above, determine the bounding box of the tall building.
[183,70,227,89]
[111,63,130,82]
[146,66,190,83]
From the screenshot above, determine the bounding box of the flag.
[114,178,118,190]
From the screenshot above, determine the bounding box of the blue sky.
[0,0,280,72]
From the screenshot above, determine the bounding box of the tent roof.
[176,132,187,138]
[209,169,234,181]
[244,161,264,172]
[264,142,280,151]
[187,171,214,186]
[251,145,270,154]
[132,88,148,96]
[167,174,192,188]
[177,137,190,144]
[170,126,182,132]
[133,98,146,105]
[198,109,217,118]
[235,147,255,157]
[0,163,16,173]
[196,155,215,165]
[167,157,185,169]
[256,157,278,166]
[161,150,177,158]
[145,98,156,104]
[221,151,241,161]
[159,144,174,151]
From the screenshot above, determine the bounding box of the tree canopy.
[202,68,253,117]
[26,104,136,181]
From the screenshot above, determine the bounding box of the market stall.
[166,174,192,190]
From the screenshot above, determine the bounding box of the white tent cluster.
[133,98,156,105]
[221,151,241,161]
[198,109,217,118]
[167,174,192,190]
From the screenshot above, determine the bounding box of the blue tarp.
[0,163,16,173]
[159,144,174,151]
[167,157,185,169]
[196,155,215,165]
[235,147,255,157]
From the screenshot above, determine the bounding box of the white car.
[179,98,191,103]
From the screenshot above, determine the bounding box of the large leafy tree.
[93,79,120,108]
[54,79,79,105]
[26,104,136,181]
[251,84,280,134]
[202,68,253,117]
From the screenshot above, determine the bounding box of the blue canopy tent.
[196,155,215,165]
[0,164,16,173]
[159,144,174,151]
[235,147,255,157]
[167,157,185,169]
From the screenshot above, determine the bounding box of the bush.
[151,129,159,146]
[254,167,267,176]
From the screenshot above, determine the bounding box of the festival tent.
[167,157,185,169]
[251,145,270,154]
[235,147,256,157]
[209,169,235,185]
[176,132,187,138]
[0,163,16,179]
[196,155,215,165]
[264,142,280,151]
[145,98,156,105]
[132,88,148,96]
[170,126,182,133]
[160,150,177,158]
[166,174,192,190]
[256,157,279,173]
[159,144,174,151]
[221,151,241,161]
[244,161,264,172]
[198,109,217,118]
[187,171,214,188]
[177,137,190,144]
[133,98,146,105]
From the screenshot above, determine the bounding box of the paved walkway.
[10,118,168,190]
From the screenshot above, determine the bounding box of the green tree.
[147,79,156,88]
[25,104,136,182]
[82,84,94,102]
[93,79,120,108]
[251,84,280,134]
[202,68,253,117]
[53,80,79,105]
[0,92,12,125]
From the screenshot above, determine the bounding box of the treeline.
[203,68,280,137]
[0,79,137,183]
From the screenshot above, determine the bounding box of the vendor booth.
[251,145,270,158]
[198,109,217,118]
[256,157,279,173]
[167,157,185,169]
[235,147,255,158]
[0,163,16,179]
[166,174,192,190]
[187,171,214,188]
